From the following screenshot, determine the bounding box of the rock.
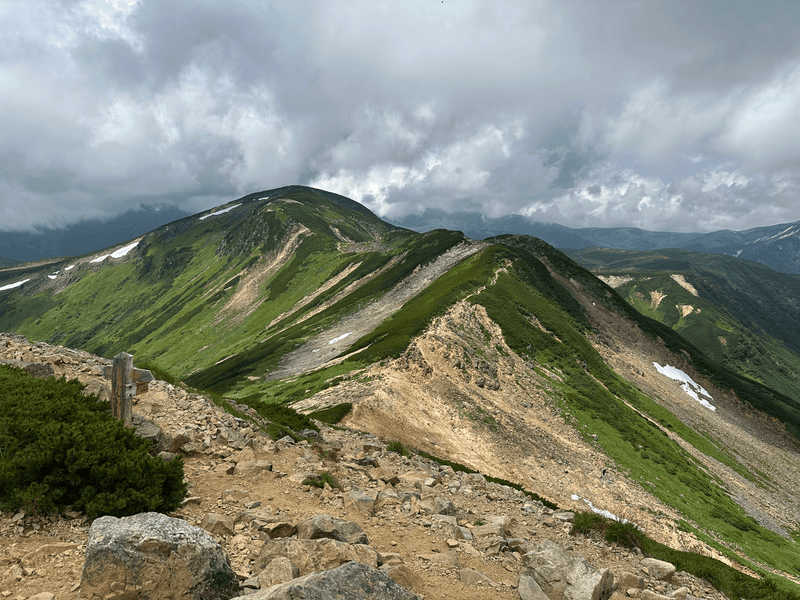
[564,568,614,600]
[79,512,239,600]
[297,513,369,545]
[641,591,672,600]
[132,416,162,446]
[27,594,55,600]
[387,564,424,593]
[257,557,299,588]
[617,572,644,590]
[472,522,506,538]
[164,429,193,453]
[255,538,378,576]
[418,550,459,568]
[640,559,676,581]
[234,447,256,463]
[201,513,235,537]
[345,490,376,517]
[233,460,272,476]
[260,522,298,539]
[520,573,550,600]
[523,539,612,600]
[231,561,419,600]
[670,587,690,600]
[459,568,494,585]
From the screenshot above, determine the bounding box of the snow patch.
[48,274,57,280]
[258,196,270,201]
[64,265,75,271]
[90,241,139,263]
[311,348,320,353]
[0,278,30,292]
[328,332,352,345]
[199,203,242,220]
[571,495,628,523]
[653,362,716,410]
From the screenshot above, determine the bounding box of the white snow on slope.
[199,203,242,220]
[90,241,139,263]
[571,495,628,523]
[48,274,57,280]
[653,362,716,410]
[328,332,352,345]
[64,265,75,271]
[0,278,30,292]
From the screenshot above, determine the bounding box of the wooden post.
[110,352,134,427]
[105,352,154,427]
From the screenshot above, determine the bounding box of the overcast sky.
[3,0,800,234]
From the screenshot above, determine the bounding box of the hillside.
[564,247,800,401]
[1,187,799,590]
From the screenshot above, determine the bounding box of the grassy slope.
[564,247,800,405]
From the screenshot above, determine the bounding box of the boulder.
[520,573,550,600]
[641,559,676,581]
[257,557,299,588]
[232,561,419,600]
[79,512,239,600]
[255,538,378,576]
[345,490,376,517]
[459,568,494,585]
[200,513,235,537]
[522,539,613,600]
[297,514,369,545]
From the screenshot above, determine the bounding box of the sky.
[3,0,800,234]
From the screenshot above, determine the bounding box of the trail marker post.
[102,352,154,427]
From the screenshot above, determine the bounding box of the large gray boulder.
[79,512,239,600]
[521,539,614,600]
[232,561,419,600]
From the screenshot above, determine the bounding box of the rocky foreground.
[0,334,730,600]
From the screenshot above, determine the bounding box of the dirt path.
[266,241,488,380]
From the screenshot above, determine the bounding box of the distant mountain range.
[392,210,800,274]
[0,204,191,263]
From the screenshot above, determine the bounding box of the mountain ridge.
[1,186,799,587]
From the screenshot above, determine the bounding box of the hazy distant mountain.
[0,204,191,262]
[391,210,800,274]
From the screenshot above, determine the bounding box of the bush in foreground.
[0,365,186,519]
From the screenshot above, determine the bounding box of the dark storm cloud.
[2,0,800,233]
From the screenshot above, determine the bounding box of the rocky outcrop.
[79,512,239,600]
[231,561,419,600]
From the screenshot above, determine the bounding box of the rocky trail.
[0,334,734,600]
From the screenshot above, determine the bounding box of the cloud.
[3,0,800,234]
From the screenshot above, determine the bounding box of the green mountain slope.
[2,191,800,586]
[564,247,800,402]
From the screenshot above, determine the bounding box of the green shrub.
[387,440,410,456]
[605,520,646,550]
[572,511,607,535]
[308,403,352,424]
[0,365,186,520]
[302,471,340,489]
[257,403,318,434]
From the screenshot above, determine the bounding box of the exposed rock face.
[79,512,239,600]
[231,561,420,600]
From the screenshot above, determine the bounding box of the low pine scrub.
[0,365,186,520]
